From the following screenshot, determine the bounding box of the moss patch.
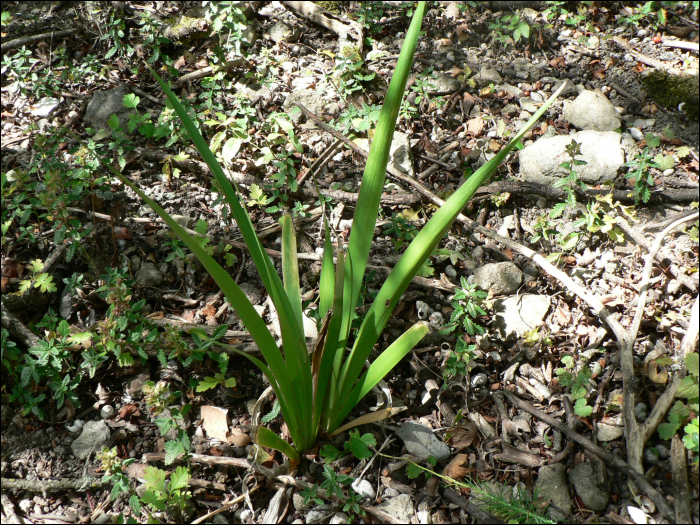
[641,70,699,121]
[161,15,210,45]
[314,1,342,14]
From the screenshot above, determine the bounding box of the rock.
[238,281,263,305]
[473,67,502,87]
[471,373,488,388]
[596,422,624,441]
[501,103,519,117]
[655,444,669,459]
[283,89,340,124]
[130,255,141,272]
[375,494,415,522]
[629,127,644,141]
[351,479,376,500]
[267,21,295,43]
[497,214,515,237]
[71,420,111,460]
[84,84,137,135]
[535,463,572,515]
[425,73,461,94]
[563,90,621,131]
[492,294,550,338]
[329,513,348,524]
[570,462,609,511]
[233,82,272,106]
[305,506,333,524]
[519,130,638,186]
[389,131,414,177]
[171,214,194,229]
[519,97,539,113]
[473,262,523,295]
[395,421,450,461]
[59,287,79,320]
[552,79,578,97]
[495,84,523,98]
[135,262,164,287]
[31,98,60,117]
[292,492,309,511]
[161,14,209,44]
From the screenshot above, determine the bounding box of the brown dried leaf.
[441,453,470,479]
[119,403,140,419]
[549,56,566,68]
[173,55,187,70]
[113,226,132,239]
[416,132,439,155]
[229,427,251,447]
[591,68,607,80]
[456,23,470,41]
[446,420,479,450]
[424,475,440,497]
[202,304,217,318]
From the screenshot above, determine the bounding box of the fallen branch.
[661,40,699,52]
[281,1,363,52]
[622,212,699,475]
[1,28,76,53]
[1,301,41,349]
[670,434,693,523]
[473,179,700,205]
[615,213,697,293]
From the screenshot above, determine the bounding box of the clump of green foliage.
[439,277,487,380]
[556,355,594,417]
[658,352,699,466]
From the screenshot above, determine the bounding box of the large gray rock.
[492,294,550,338]
[84,84,136,135]
[535,463,572,515]
[395,421,450,461]
[563,90,621,131]
[570,462,609,512]
[425,73,462,94]
[389,131,414,177]
[519,130,638,186]
[71,420,111,460]
[135,262,164,287]
[596,421,624,441]
[473,67,502,87]
[283,89,340,124]
[473,262,522,296]
[375,494,414,523]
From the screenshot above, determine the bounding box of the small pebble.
[655,444,669,459]
[643,448,659,464]
[634,403,647,421]
[471,373,488,388]
[629,127,644,141]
